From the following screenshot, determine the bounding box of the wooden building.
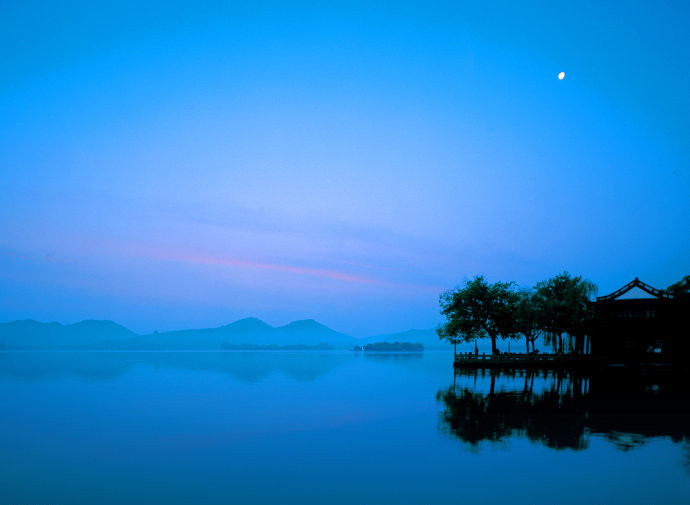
[590,278,689,363]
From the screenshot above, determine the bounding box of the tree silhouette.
[438,276,519,354]
[533,272,596,354]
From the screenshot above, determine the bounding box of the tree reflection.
[438,369,690,453]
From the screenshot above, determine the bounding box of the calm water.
[0,351,688,504]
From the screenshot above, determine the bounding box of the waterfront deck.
[454,353,604,369]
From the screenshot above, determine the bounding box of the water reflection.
[0,350,352,383]
[438,368,690,454]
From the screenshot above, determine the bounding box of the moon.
[558,71,565,80]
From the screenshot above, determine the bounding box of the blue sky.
[1,1,688,335]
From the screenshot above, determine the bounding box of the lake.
[1,351,688,504]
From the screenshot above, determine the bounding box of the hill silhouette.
[0,319,136,350]
[0,318,449,351]
[0,317,365,350]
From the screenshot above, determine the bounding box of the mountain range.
[0,318,448,350]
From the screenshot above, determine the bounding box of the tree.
[438,288,482,357]
[514,289,541,353]
[436,320,472,357]
[663,275,690,298]
[438,275,519,355]
[533,272,596,354]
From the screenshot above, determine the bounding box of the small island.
[353,341,424,352]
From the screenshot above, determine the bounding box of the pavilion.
[590,278,688,363]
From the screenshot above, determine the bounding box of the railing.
[455,353,568,361]
[453,353,600,367]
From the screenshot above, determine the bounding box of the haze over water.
[1,351,688,505]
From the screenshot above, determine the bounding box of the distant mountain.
[273,319,355,347]
[0,319,136,350]
[0,318,449,351]
[220,317,274,333]
[126,318,356,350]
[127,317,276,350]
[0,318,358,350]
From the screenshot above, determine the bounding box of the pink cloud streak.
[151,251,439,291]
[158,251,386,286]
[2,242,440,291]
